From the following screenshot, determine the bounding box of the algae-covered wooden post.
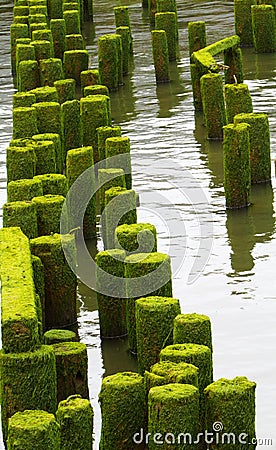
[50,18,66,58]
[63,10,81,34]
[116,26,131,75]
[18,60,40,91]
[115,222,157,253]
[155,12,177,61]
[32,29,54,46]
[33,101,62,138]
[33,174,68,196]
[32,139,57,175]
[234,0,255,46]
[125,252,173,353]
[145,360,199,392]
[44,329,77,344]
[234,112,271,183]
[66,146,96,238]
[64,49,89,84]
[80,68,100,91]
[98,34,121,91]
[99,372,146,450]
[12,91,36,108]
[62,99,82,155]
[12,106,38,138]
[7,410,60,450]
[54,78,76,103]
[84,84,109,96]
[98,168,126,214]
[32,132,63,174]
[32,253,46,330]
[7,178,43,202]
[201,73,226,139]
[31,39,53,62]
[56,395,94,450]
[251,5,276,53]
[173,313,213,351]
[223,122,251,208]
[3,200,38,239]
[205,376,256,448]
[52,342,89,402]
[114,5,133,53]
[48,0,63,19]
[224,47,244,84]
[39,58,64,86]
[95,249,127,338]
[105,136,132,189]
[148,384,199,450]
[65,33,85,50]
[30,86,59,103]
[32,195,65,235]
[97,125,122,165]
[225,83,253,123]
[10,23,29,74]
[148,0,157,22]
[151,30,170,83]
[0,345,57,443]
[136,296,181,374]
[80,95,109,163]
[188,21,206,57]
[6,145,36,182]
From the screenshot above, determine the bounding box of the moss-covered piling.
[6,144,36,182]
[98,34,121,91]
[105,136,132,189]
[114,5,132,54]
[3,200,38,239]
[201,73,226,139]
[65,33,84,50]
[116,26,131,75]
[54,78,76,103]
[98,168,126,214]
[13,106,38,138]
[173,313,213,351]
[63,10,81,35]
[63,50,89,85]
[155,12,177,61]
[31,39,53,62]
[97,125,121,165]
[33,101,62,138]
[145,360,199,392]
[44,329,77,344]
[61,99,81,155]
[251,4,276,53]
[39,58,64,86]
[10,23,29,74]
[33,174,68,196]
[30,86,59,103]
[7,177,43,202]
[151,30,170,83]
[136,296,181,374]
[18,60,40,91]
[50,18,66,58]
[224,47,244,84]
[80,68,100,91]
[12,91,36,108]
[188,21,206,56]
[99,372,146,450]
[32,139,57,174]
[234,0,255,46]
[84,84,109,96]
[225,83,253,123]
[115,222,157,253]
[32,132,63,173]
[32,194,65,235]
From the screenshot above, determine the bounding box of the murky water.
[1,0,276,448]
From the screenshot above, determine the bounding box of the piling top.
[136,296,179,311]
[57,394,94,414]
[160,343,211,359]
[125,251,170,266]
[148,383,199,401]
[151,360,199,381]
[51,341,87,356]
[8,409,57,430]
[174,313,211,325]
[204,376,256,396]
[102,371,144,389]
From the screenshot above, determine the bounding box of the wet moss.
[0,346,57,443]
[32,132,63,173]
[32,194,65,235]
[0,227,40,354]
[33,174,68,196]
[30,86,59,103]
[224,47,244,84]
[99,372,146,450]
[234,112,271,183]
[61,99,82,155]
[54,78,76,103]
[234,0,255,46]
[44,329,77,344]
[31,39,53,62]
[50,19,66,59]
[155,12,177,61]
[151,30,170,83]
[10,24,29,74]
[225,83,253,124]
[115,222,157,254]
[205,376,256,450]
[56,395,93,450]
[105,136,132,189]
[95,249,127,337]
[51,342,89,403]
[66,146,96,238]
[39,58,64,86]
[98,168,126,213]
[29,4,47,15]
[63,50,89,85]
[148,360,199,390]
[188,21,206,57]
[28,13,47,24]
[251,4,276,52]
[84,84,109,96]
[13,106,38,139]
[63,10,81,34]
[98,34,120,91]
[48,0,63,19]
[125,252,172,353]
[6,145,36,182]
[7,177,43,202]
[148,384,199,449]
[97,125,121,165]
[33,101,62,138]
[30,233,77,329]
[65,33,84,50]
[7,410,60,450]
[80,68,100,91]
[32,28,54,46]
[18,60,40,91]
[136,296,181,374]
[3,200,38,239]
[201,73,226,139]
[173,313,213,351]
[32,254,45,329]
[223,122,251,208]
[116,26,131,75]
[32,140,57,174]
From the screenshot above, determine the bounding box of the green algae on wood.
[44,329,77,344]
[32,29,54,46]
[7,410,60,450]
[116,26,131,75]
[224,47,244,84]
[65,33,84,50]
[56,395,93,450]
[50,19,66,59]
[66,146,96,238]
[13,106,38,138]
[98,34,121,91]
[151,30,170,83]
[33,101,62,138]
[201,73,226,139]
[32,254,45,329]
[54,78,76,103]
[105,136,132,189]
[80,69,100,92]
[31,39,53,62]
[10,23,29,74]
[61,99,82,155]
[63,10,81,35]
[64,50,89,85]
[188,21,206,57]
[97,125,122,165]
[251,4,276,53]
[29,22,48,36]
[6,145,36,182]
[0,227,40,354]
[15,43,35,78]
[39,58,64,86]
[148,383,199,450]
[32,194,65,235]
[155,12,178,61]
[18,60,40,92]
[51,342,89,403]
[30,86,59,103]
[99,372,146,450]
[125,252,172,353]
[173,313,213,351]
[3,200,38,239]
[30,233,77,329]
[28,13,47,24]
[48,0,63,19]
[136,296,181,374]
[0,345,57,443]
[115,222,157,254]
[7,177,43,202]
[114,5,133,53]
[33,174,68,196]
[234,112,271,183]
[32,140,57,175]
[32,132,63,173]
[205,376,256,450]
[147,360,199,391]
[12,92,36,108]
[95,249,127,338]
[84,84,109,96]
[98,168,126,214]
[234,0,255,46]
[225,83,253,124]
[223,122,251,208]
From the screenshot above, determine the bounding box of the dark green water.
[1,0,276,447]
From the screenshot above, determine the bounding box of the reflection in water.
[156,61,187,118]
[251,183,275,244]
[101,337,137,376]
